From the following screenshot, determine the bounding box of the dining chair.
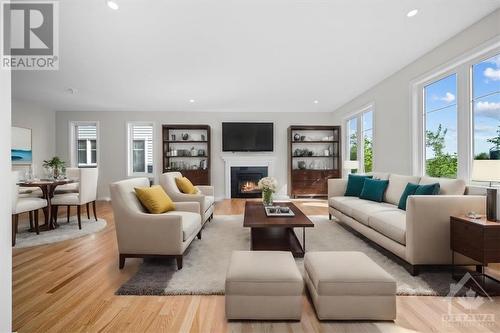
[11,172,49,246]
[54,167,80,194]
[51,168,99,229]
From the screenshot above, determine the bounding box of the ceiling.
[12,0,500,113]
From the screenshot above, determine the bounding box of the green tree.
[474,152,490,160]
[348,133,373,172]
[349,133,357,160]
[364,137,373,173]
[487,125,500,150]
[425,124,457,178]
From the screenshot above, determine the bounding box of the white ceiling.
[12,0,500,112]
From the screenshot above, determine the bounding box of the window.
[345,106,374,173]
[423,74,458,178]
[72,123,98,167]
[412,44,500,182]
[472,54,500,161]
[128,123,154,175]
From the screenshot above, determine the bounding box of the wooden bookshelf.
[162,125,211,185]
[288,125,341,198]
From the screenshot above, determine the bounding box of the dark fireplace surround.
[231,166,268,198]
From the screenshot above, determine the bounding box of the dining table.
[18,179,76,230]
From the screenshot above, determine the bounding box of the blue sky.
[424,54,500,158]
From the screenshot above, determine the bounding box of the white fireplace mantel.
[222,155,275,199]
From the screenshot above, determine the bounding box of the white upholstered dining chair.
[11,172,48,246]
[159,172,215,226]
[54,167,80,194]
[110,177,202,269]
[51,168,99,229]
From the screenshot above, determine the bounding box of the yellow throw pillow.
[175,177,198,194]
[134,185,175,214]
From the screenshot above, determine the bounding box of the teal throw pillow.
[398,182,440,210]
[344,174,373,197]
[359,178,389,202]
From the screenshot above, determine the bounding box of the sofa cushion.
[360,179,389,202]
[367,172,390,180]
[419,176,466,195]
[175,176,198,194]
[164,211,201,241]
[414,183,440,195]
[368,210,406,245]
[397,183,420,210]
[329,197,361,216]
[345,174,373,197]
[384,174,421,205]
[134,185,175,214]
[349,200,398,226]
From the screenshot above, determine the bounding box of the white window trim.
[342,102,375,175]
[69,120,100,168]
[126,121,155,177]
[410,36,500,180]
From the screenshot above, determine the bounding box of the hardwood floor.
[13,199,500,333]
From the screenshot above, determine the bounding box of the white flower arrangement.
[257,176,278,193]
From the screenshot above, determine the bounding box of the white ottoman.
[304,251,396,320]
[225,251,303,320]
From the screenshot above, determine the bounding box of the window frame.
[69,121,100,168]
[342,103,375,175]
[126,121,155,177]
[411,38,500,181]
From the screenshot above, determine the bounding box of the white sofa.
[110,177,202,270]
[328,173,486,275]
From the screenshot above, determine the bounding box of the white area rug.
[14,217,107,248]
[117,215,457,296]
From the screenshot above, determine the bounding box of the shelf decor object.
[288,125,341,198]
[162,124,211,185]
[472,160,500,222]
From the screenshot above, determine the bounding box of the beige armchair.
[159,172,215,226]
[110,177,202,270]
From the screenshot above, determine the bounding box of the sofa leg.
[329,213,332,220]
[176,256,183,270]
[197,230,202,240]
[409,265,419,276]
[119,255,125,269]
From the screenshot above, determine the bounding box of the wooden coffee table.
[243,201,314,258]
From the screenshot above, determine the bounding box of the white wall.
[55,111,336,199]
[0,66,12,331]
[331,9,500,175]
[12,99,56,175]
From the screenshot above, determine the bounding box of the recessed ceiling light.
[407,9,418,17]
[106,0,119,10]
[189,99,195,103]
[313,100,319,104]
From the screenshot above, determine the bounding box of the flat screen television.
[222,122,274,152]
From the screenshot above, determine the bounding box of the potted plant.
[42,156,66,179]
[258,176,278,206]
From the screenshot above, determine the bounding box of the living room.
[1,1,500,332]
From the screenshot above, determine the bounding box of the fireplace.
[231,166,268,198]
